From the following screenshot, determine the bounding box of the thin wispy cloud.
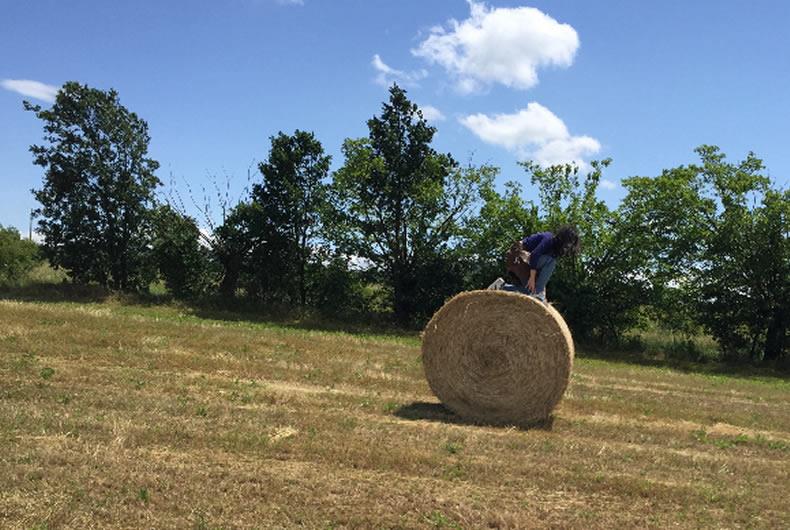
[418,104,445,122]
[412,1,579,93]
[1,79,59,103]
[276,0,304,5]
[600,179,618,190]
[371,54,427,88]
[460,102,600,168]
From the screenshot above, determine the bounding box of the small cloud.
[371,54,427,88]
[460,102,600,167]
[1,79,59,103]
[418,104,445,122]
[412,1,579,93]
[600,179,617,190]
[276,0,303,5]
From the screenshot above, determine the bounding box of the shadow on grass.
[394,401,555,431]
[0,282,179,308]
[0,282,114,304]
[0,282,416,340]
[186,300,417,340]
[576,342,790,379]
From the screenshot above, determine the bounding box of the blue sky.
[2,0,789,234]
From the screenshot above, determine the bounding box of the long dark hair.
[552,224,580,257]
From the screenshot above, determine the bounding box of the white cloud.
[412,1,579,93]
[371,54,427,88]
[418,104,445,122]
[276,0,303,5]
[600,178,618,190]
[460,102,600,167]
[1,79,59,103]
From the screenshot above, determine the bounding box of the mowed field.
[1,298,788,529]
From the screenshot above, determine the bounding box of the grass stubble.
[1,299,788,529]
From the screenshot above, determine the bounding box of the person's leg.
[532,255,557,300]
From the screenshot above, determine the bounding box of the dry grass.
[1,298,788,529]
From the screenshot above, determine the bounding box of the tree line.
[7,81,788,363]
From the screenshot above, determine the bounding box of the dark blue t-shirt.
[522,232,555,271]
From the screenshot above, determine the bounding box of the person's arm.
[527,269,537,293]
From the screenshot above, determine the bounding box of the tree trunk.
[764,305,787,361]
[299,234,307,307]
[219,254,241,298]
[392,263,417,328]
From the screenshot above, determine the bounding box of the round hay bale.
[422,290,574,426]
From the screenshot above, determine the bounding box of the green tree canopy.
[151,205,210,298]
[693,146,786,361]
[522,160,652,341]
[620,146,787,361]
[26,82,160,290]
[250,130,331,305]
[328,84,485,325]
[458,178,538,290]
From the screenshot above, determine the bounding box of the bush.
[306,253,369,319]
[0,225,40,286]
[151,206,212,298]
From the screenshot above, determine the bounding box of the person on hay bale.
[488,225,580,303]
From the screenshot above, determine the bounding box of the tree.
[212,201,264,298]
[0,226,40,286]
[618,163,716,338]
[619,146,788,362]
[756,189,790,360]
[26,82,160,290]
[692,146,786,361]
[458,178,538,290]
[249,130,331,305]
[327,85,483,326]
[151,206,211,298]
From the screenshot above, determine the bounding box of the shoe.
[487,277,505,290]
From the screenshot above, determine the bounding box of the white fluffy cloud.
[599,179,617,190]
[412,1,579,93]
[371,54,427,88]
[418,104,445,122]
[1,79,58,103]
[460,102,600,167]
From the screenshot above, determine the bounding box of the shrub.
[0,225,40,286]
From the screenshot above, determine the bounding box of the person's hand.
[527,276,536,293]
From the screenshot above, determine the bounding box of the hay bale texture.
[422,290,574,425]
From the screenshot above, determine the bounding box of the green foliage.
[693,147,787,361]
[151,205,211,298]
[305,252,369,318]
[137,487,150,504]
[212,201,263,297]
[618,161,717,338]
[248,130,331,305]
[521,160,651,341]
[458,178,537,289]
[26,82,160,290]
[0,225,40,286]
[327,85,485,326]
[620,146,788,362]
